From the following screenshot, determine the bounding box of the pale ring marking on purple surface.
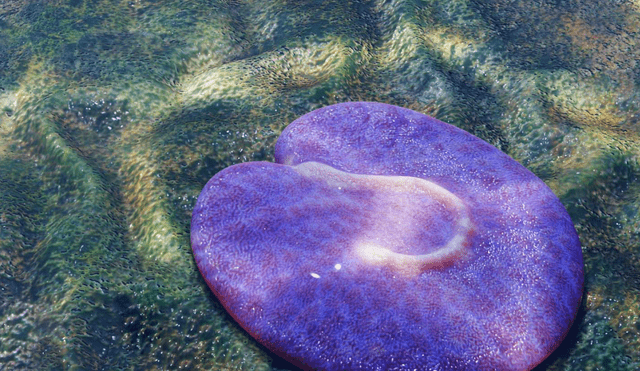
[293,161,472,276]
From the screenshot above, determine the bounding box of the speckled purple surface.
[191,102,583,371]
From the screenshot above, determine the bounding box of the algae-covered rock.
[1,0,639,370]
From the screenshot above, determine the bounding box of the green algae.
[1,0,640,370]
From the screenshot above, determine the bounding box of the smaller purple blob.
[191,102,583,371]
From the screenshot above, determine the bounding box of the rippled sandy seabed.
[1,1,639,370]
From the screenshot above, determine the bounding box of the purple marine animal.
[191,102,584,371]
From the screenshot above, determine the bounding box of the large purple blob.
[191,102,583,371]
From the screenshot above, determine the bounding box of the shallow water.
[1,1,639,370]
